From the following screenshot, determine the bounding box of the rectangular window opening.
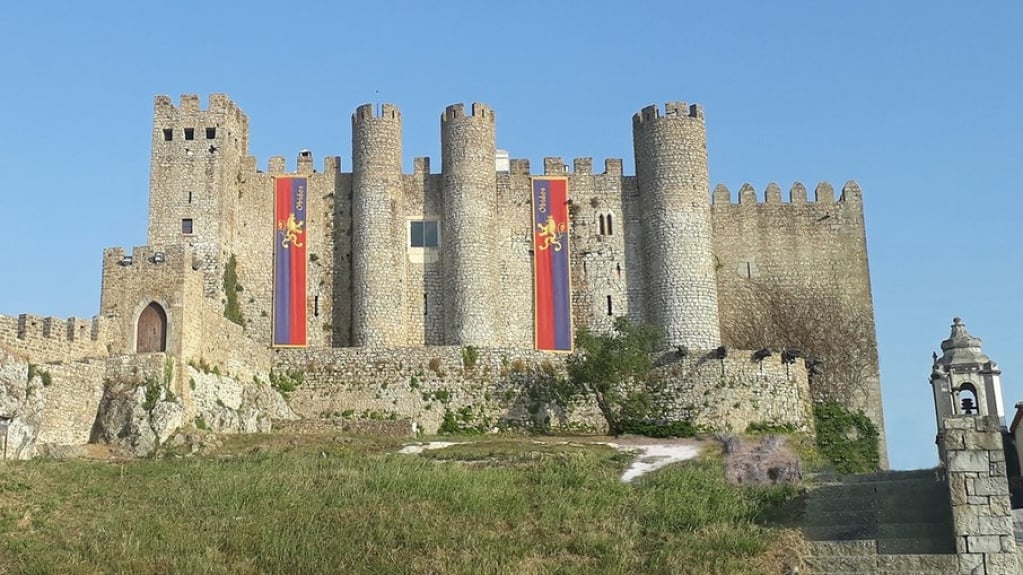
[182,218,193,235]
[423,293,428,316]
[606,295,613,316]
[162,128,173,141]
[409,220,439,248]
[184,128,195,140]
[314,295,319,317]
[187,191,192,204]
[205,127,216,139]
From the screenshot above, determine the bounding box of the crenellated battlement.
[353,103,401,122]
[632,101,704,126]
[154,93,245,120]
[711,181,863,206]
[413,157,431,175]
[442,102,494,123]
[0,313,112,364]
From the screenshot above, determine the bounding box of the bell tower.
[930,317,1005,435]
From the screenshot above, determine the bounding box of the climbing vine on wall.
[813,401,880,474]
[223,253,244,326]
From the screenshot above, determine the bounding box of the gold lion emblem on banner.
[536,216,564,252]
[278,213,305,249]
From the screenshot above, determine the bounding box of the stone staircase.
[802,469,959,574]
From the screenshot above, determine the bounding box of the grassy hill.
[0,434,804,575]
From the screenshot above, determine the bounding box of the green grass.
[0,435,803,574]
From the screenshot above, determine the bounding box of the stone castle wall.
[0,94,878,459]
[711,181,884,465]
[35,359,107,446]
[274,347,813,434]
[0,314,113,364]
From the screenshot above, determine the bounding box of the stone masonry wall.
[0,314,112,364]
[712,181,886,467]
[232,154,342,350]
[35,359,107,446]
[441,103,499,346]
[148,94,249,298]
[633,103,721,349]
[942,415,1019,574]
[273,347,813,434]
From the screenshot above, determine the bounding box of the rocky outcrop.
[187,367,296,433]
[90,379,185,457]
[90,364,296,457]
[0,349,45,460]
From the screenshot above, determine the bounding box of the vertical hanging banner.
[531,177,573,351]
[272,176,308,347]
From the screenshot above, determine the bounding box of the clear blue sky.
[1,1,1020,470]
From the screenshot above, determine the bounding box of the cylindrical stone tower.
[441,103,498,346]
[632,102,720,349]
[351,103,405,347]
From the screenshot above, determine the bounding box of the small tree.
[565,317,661,435]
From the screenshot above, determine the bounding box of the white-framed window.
[409,220,440,248]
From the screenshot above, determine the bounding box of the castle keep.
[0,94,885,463]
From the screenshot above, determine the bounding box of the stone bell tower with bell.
[930,317,1005,433]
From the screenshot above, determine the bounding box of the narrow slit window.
[187,191,192,204]
[598,214,606,235]
[606,295,613,316]
[205,127,216,139]
[606,213,614,235]
[423,293,428,315]
[184,128,195,140]
[181,218,193,235]
[162,128,173,141]
[616,263,622,279]
[314,295,319,317]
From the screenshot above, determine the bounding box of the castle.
[0,95,885,463]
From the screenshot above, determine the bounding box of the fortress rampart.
[0,314,112,364]
[0,94,883,461]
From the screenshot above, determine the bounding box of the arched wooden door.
[136,302,167,353]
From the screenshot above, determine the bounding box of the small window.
[598,214,606,235]
[182,218,193,234]
[187,191,192,204]
[162,128,173,141]
[606,213,614,235]
[606,295,613,316]
[410,220,439,248]
[205,127,216,139]
[184,128,195,140]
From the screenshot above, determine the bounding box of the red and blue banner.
[272,177,307,347]
[532,177,572,351]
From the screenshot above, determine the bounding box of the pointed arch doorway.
[136,302,167,353]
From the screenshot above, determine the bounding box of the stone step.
[804,539,959,574]
[876,535,956,555]
[804,524,877,541]
[808,479,946,501]
[802,509,877,527]
[806,491,949,516]
[810,469,943,484]
[876,521,955,542]
[806,539,877,557]
[876,502,952,524]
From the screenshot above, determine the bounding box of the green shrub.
[269,369,304,395]
[142,378,162,412]
[461,346,479,370]
[223,253,244,326]
[814,401,880,474]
